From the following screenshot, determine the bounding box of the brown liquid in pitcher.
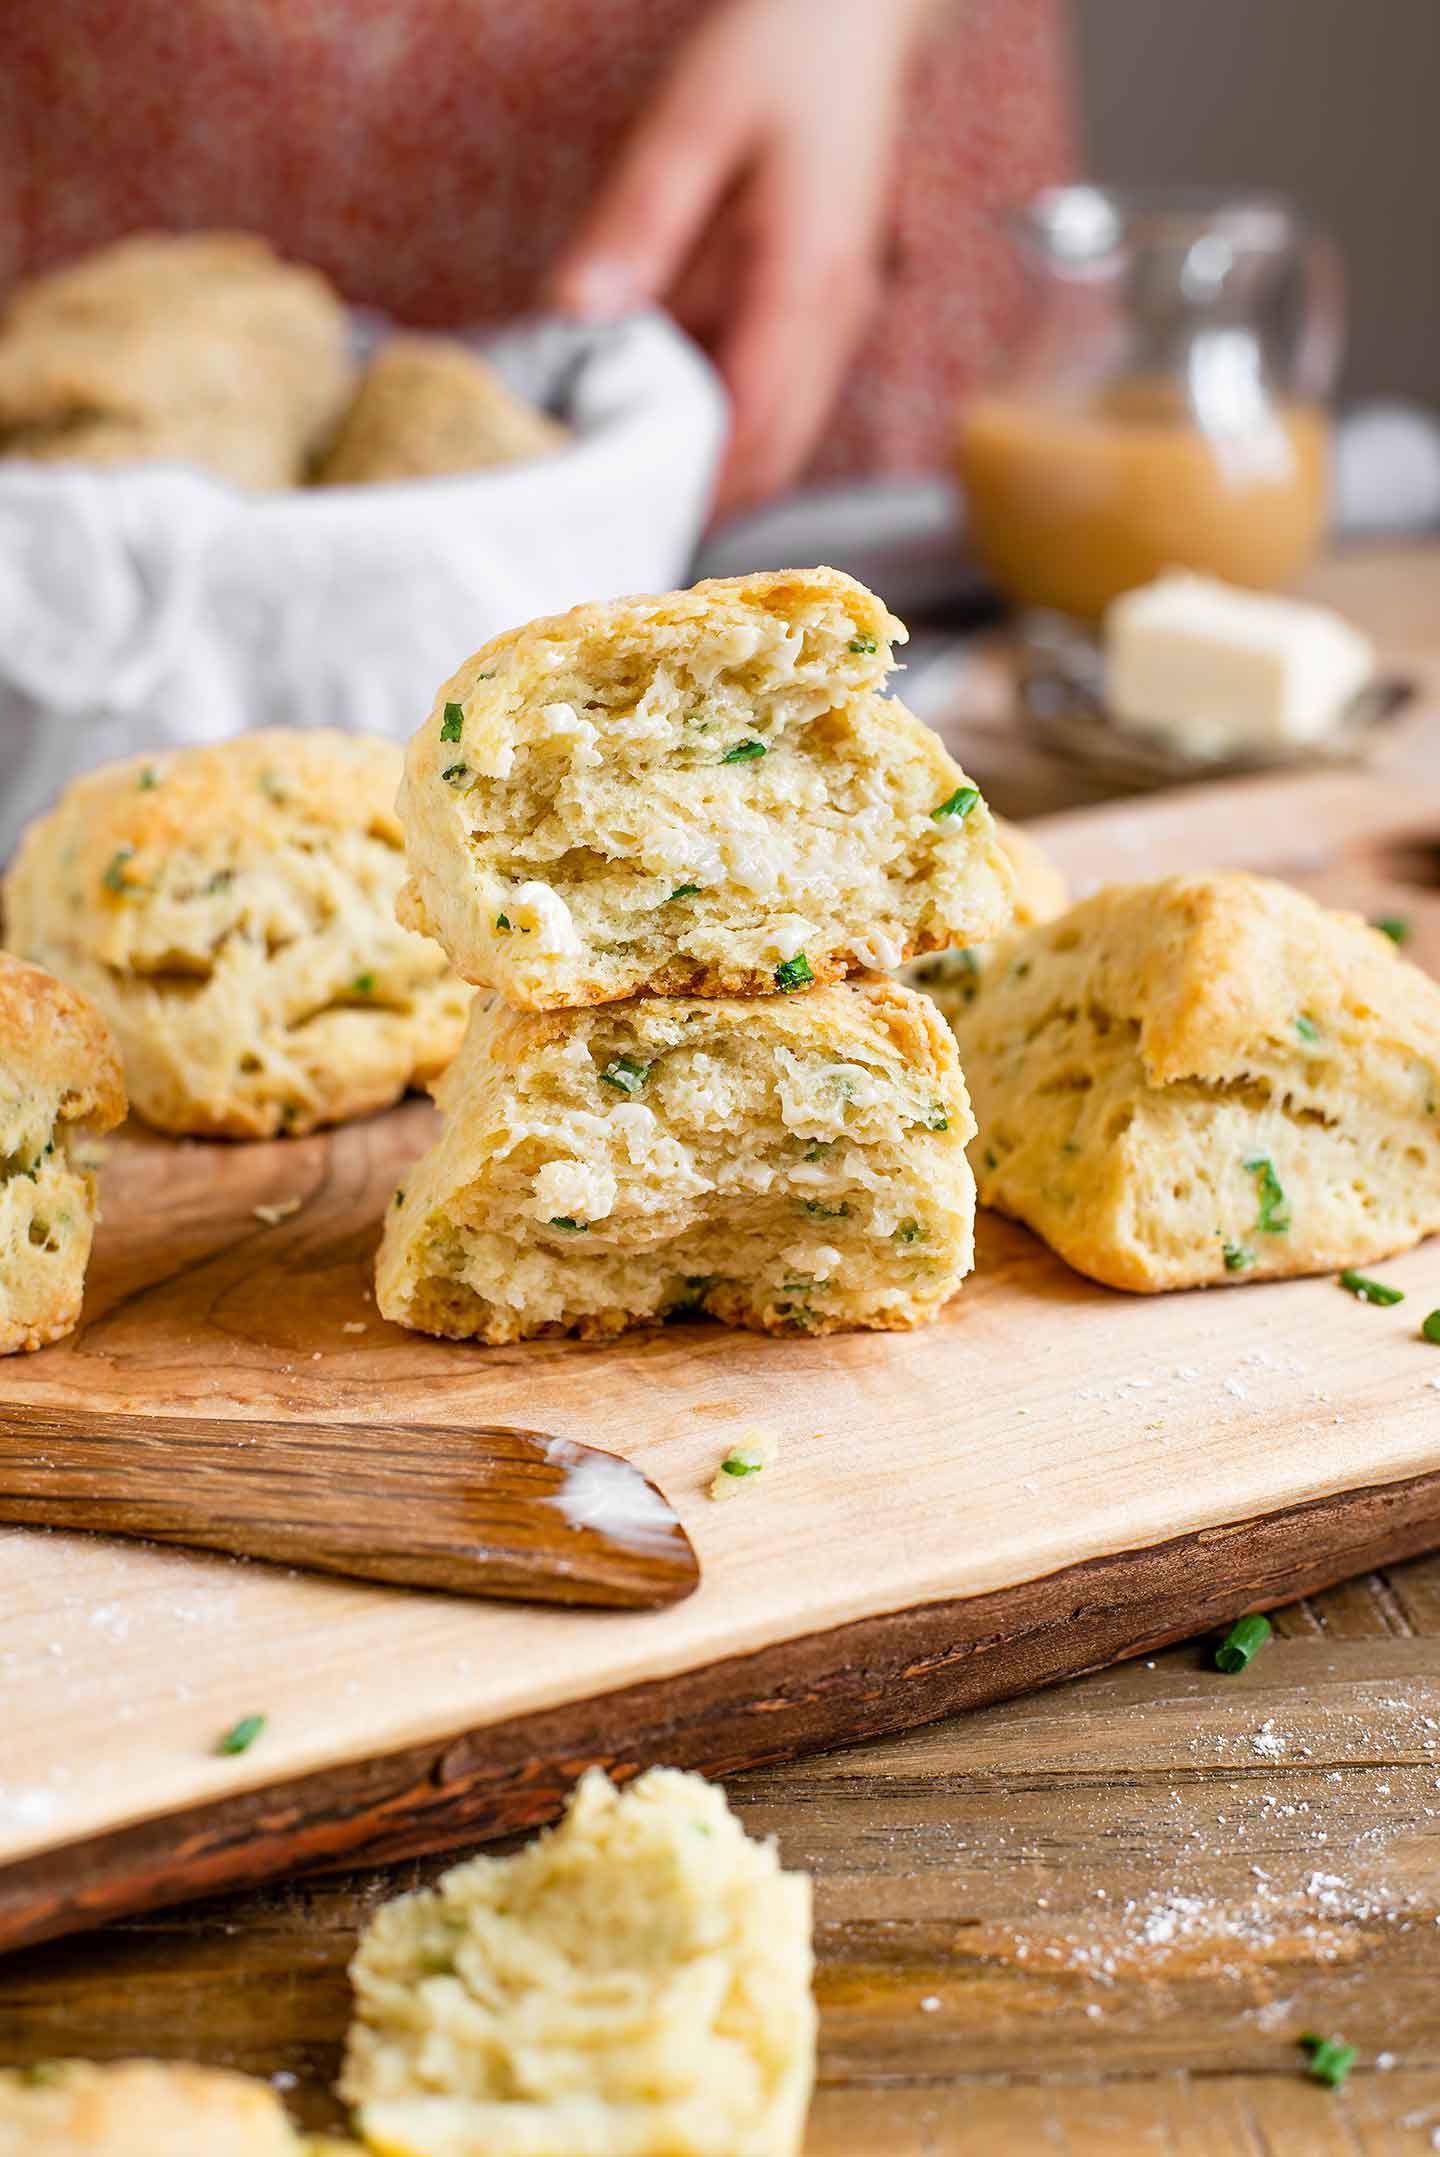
[956,380,1330,622]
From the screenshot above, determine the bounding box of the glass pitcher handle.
[1298,231,1346,400]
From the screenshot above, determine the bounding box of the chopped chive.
[1339,1268,1404,1306]
[101,847,139,897]
[983,1146,997,1170]
[1223,1241,1255,1273]
[600,1055,650,1095]
[1214,1613,1271,1674]
[801,1198,849,1219]
[137,765,159,790]
[442,762,469,786]
[775,953,815,993]
[1298,2033,1356,2088]
[549,1217,587,1232]
[1295,1014,1321,1043]
[848,634,878,655]
[216,1712,266,1756]
[204,868,234,895]
[720,739,767,764]
[1243,1154,1291,1234]
[720,1451,763,1477]
[495,912,512,931]
[932,785,980,824]
[393,1189,405,1207]
[668,882,701,902]
[892,1218,924,1245]
[440,701,464,742]
[353,972,376,994]
[804,1138,834,1161]
[1422,1310,1440,1344]
[1373,915,1410,945]
[927,1106,949,1131]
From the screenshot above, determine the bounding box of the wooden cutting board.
[7,765,1440,1955]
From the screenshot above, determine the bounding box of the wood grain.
[0,1404,699,1609]
[7,1457,1440,1956]
[6,761,1440,1963]
[5,1552,1440,2147]
[6,541,1439,2154]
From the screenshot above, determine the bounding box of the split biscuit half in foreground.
[5,730,470,1139]
[342,1767,816,2157]
[951,872,1440,1291]
[0,2058,336,2156]
[901,814,1069,1030]
[0,952,125,1355]
[397,566,1015,1008]
[377,976,975,1343]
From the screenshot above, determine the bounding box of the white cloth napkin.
[0,310,727,862]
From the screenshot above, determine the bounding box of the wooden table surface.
[5,543,1440,2152]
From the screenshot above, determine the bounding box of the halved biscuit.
[341,1767,816,2157]
[901,815,1069,1030]
[0,952,125,1355]
[951,872,1440,1291]
[0,2058,315,2156]
[377,976,974,1343]
[314,335,569,485]
[397,567,1015,1008]
[5,731,469,1139]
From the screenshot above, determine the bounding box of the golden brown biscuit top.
[428,563,906,717]
[0,952,125,1129]
[0,2057,305,2154]
[996,873,1440,1084]
[12,728,405,900]
[4,231,343,334]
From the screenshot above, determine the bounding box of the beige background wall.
[1073,0,1440,405]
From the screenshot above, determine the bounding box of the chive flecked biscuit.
[951,872,1440,1292]
[314,335,569,485]
[396,566,1015,1009]
[901,815,1069,1030]
[341,1767,816,2157]
[377,976,974,1343]
[0,231,354,490]
[0,2058,337,2156]
[5,731,470,1140]
[0,953,125,1355]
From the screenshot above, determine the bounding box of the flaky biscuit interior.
[378,976,974,1343]
[399,566,1015,1008]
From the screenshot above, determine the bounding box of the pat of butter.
[1105,574,1376,753]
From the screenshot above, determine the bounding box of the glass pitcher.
[955,188,1344,622]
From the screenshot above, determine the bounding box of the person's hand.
[547,0,934,517]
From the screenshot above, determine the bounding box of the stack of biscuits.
[376,565,1018,1343]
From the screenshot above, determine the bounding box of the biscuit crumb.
[710,1424,781,1502]
[341,1320,368,1334]
[253,1197,302,1226]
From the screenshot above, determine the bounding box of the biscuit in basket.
[397,567,1015,1008]
[951,872,1440,1291]
[0,2058,320,2156]
[901,815,1069,1029]
[0,953,125,1355]
[342,1767,815,2157]
[314,335,569,485]
[377,976,974,1343]
[0,230,354,490]
[5,731,469,1140]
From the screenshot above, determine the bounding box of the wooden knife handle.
[0,1404,699,1610]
